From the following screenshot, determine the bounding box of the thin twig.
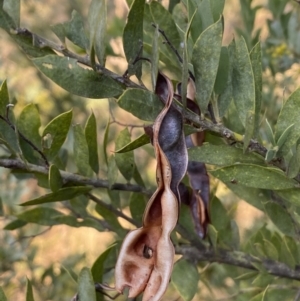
[176,244,300,281]
[151,23,183,64]
[87,193,139,227]
[0,158,152,195]
[14,28,142,90]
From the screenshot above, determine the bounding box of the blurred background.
[1,0,300,300]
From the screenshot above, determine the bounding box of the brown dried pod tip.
[114,73,209,300]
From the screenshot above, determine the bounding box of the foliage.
[1,0,300,301]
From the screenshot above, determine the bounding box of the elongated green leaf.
[0,118,20,156]
[103,119,109,166]
[276,124,294,150]
[51,23,66,44]
[151,24,160,89]
[180,8,196,109]
[188,0,214,42]
[88,0,106,65]
[0,80,9,116]
[69,195,88,217]
[73,124,92,177]
[230,220,240,250]
[148,1,181,72]
[265,202,295,236]
[226,183,267,210]
[42,109,72,161]
[169,0,180,12]
[107,155,118,188]
[0,4,16,31]
[264,119,276,146]
[210,197,229,230]
[17,104,41,147]
[107,188,120,209]
[243,110,255,151]
[171,259,199,301]
[210,164,297,190]
[4,219,27,230]
[33,55,124,98]
[123,0,145,79]
[214,47,229,95]
[129,192,146,224]
[63,10,89,50]
[210,0,225,22]
[250,42,262,138]
[118,88,163,121]
[78,267,97,301]
[263,239,278,261]
[287,152,300,179]
[178,203,196,235]
[0,287,7,301]
[265,148,277,162]
[277,189,300,206]
[232,37,255,127]
[285,235,300,264]
[115,128,135,181]
[199,0,214,31]
[279,238,296,269]
[26,278,35,301]
[91,246,115,301]
[49,164,63,192]
[17,104,41,163]
[115,133,150,153]
[275,88,300,154]
[3,0,20,27]
[207,224,218,250]
[85,112,99,174]
[185,1,202,43]
[192,18,222,112]
[188,143,265,166]
[20,186,92,206]
[218,43,235,117]
[17,207,65,226]
[91,245,115,283]
[0,197,3,216]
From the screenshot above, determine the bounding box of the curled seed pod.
[177,78,210,239]
[115,72,188,301]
